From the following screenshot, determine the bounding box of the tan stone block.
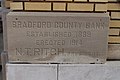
[108,0,118,2]
[6,64,57,80]
[12,0,29,1]
[111,12,120,19]
[7,12,109,63]
[108,44,120,59]
[108,3,120,10]
[0,55,1,65]
[5,1,12,8]
[109,37,120,43]
[109,29,120,35]
[53,3,66,11]
[25,2,51,10]
[46,0,72,1]
[10,2,23,10]
[59,62,120,80]
[67,3,94,11]
[74,0,87,2]
[95,4,107,11]
[110,20,120,27]
[89,0,108,2]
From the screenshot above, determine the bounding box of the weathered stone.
[7,12,109,63]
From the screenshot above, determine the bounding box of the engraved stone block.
[7,12,109,63]
[59,61,120,80]
[6,64,57,80]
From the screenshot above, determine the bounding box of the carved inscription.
[12,21,105,29]
[7,12,109,63]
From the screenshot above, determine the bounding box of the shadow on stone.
[0,66,2,72]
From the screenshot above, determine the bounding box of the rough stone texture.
[7,12,109,64]
[6,64,57,80]
[59,61,120,80]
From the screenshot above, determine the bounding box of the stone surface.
[108,44,120,59]
[7,12,109,63]
[0,33,3,65]
[108,3,120,10]
[12,0,29,1]
[74,0,87,2]
[67,3,94,11]
[5,1,12,8]
[6,64,57,80]
[110,20,120,28]
[0,21,2,33]
[31,0,44,1]
[10,2,23,10]
[0,71,2,80]
[53,3,66,11]
[0,33,3,53]
[95,4,107,11]
[25,2,51,10]
[108,37,120,43]
[6,62,120,80]
[46,0,72,1]
[89,0,108,2]
[59,61,120,80]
